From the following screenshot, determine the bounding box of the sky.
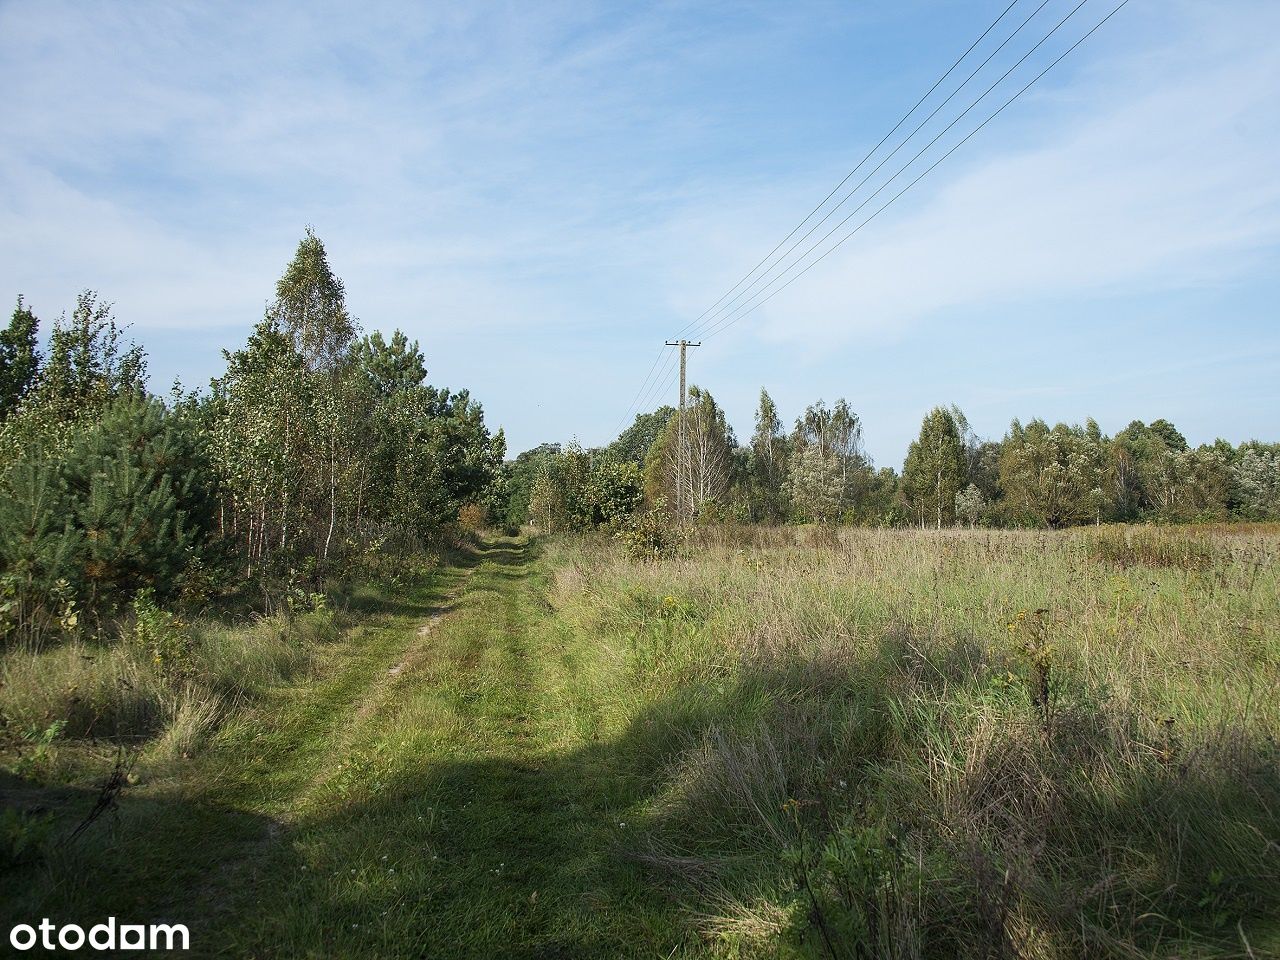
[1,0,1277,467]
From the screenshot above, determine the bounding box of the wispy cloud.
[657,2,1280,346]
[0,1,1276,456]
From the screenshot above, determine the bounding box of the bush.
[457,502,488,531]
[129,589,194,677]
[0,395,214,641]
[615,510,679,561]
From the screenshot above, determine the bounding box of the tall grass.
[0,607,340,777]
[546,524,1280,958]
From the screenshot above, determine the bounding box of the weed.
[1085,525,1216,570]
[11,719,67,779]
[1008,608,1056,734]
[130,588,193,676]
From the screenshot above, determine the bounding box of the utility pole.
[665,339,700,519]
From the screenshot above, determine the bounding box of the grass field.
[2,526,1278,958]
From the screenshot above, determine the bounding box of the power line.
[648,356,681,417]
[613,0,1033,432]
[666,0,1025,344]
[636,348,680,412]
[699,0,1133,342]
[620,347,681,435]
[611,0,1132,440]
[612,343,673,435]
[685,0,1060,341]
[695,0,1099,340]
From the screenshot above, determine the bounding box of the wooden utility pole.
[665,339,700,518]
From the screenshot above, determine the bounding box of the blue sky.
[1,0,1277,466]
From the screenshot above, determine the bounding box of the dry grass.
[0,607,337,774]
[546,524,1280,958]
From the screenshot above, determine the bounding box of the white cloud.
[1,0,1277,454]
[660,3,1280,346]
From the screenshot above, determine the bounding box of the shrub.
[0,395,214,640]
[457,502,489,531]
[129,589,194,677]
[615,509,679,561]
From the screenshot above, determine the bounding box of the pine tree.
[59,396,209,611]
[0,297,41,419]
[0,459,81,642]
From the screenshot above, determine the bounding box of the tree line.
[506,387,1280,533]
[0,230,504,644]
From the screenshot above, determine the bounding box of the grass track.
[3,535,694,958]
[6,527,1278,958]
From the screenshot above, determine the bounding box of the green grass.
[541,525,1280,958]
[3,526,1278,958]
[1,538,700,957]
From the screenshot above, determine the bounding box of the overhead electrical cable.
[693,0,1099,341]
[630,348,681,421]
[664,0,1025,344]
[612,343,674,435]
[697,0,1133,343]
[684,0,1061,340]
[614,0,1030,430]
[611,0,1133,435]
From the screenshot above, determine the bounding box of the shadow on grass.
[1,768,304,956]
[197,649,1280,958]
[6,545,1276,959]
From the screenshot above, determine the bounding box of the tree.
[794,398,863,462]
[968,440,1002,501]
[954,483,987,528]
[1109,419,1217,520]
[644,386,734,519]
[43,292,148,405]
[0,459,81,642]
[209,316,313,566]
[272,227,356,373]
[786,443,844,523]
[0,292,146,467]
[527,464,564,534]
[609,407,675,468]
[1233,443,1280,519]
[352,330,427,397]
[59,396,212,612]
[269,230,363,558]
[902,406,968,528]
[749,388,788,521]
[585,457,644,527]
[785,398,872,522]
[527,442,591,533]
[998,419,1109,528]
[1,395,213,632]
[503,443,562,530]
[0,297,40,419]
[1148,418,1188,453]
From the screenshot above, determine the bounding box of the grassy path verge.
[4,536,693,958]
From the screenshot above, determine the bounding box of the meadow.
[2,524,1277,958]
[542,523,1280,957]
